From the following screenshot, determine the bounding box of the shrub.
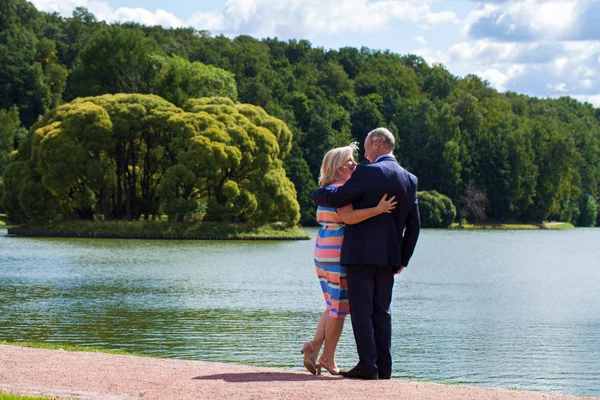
[418,190,456,228]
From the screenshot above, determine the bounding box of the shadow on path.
[194,372,340,382]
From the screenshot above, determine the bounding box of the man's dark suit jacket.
[312,154,420,271]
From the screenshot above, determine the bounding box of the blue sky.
[31,0,600,106]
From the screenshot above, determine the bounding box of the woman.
[301,142,397,375]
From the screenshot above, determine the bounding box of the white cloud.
[31,0,86,15]
[571,94,600,107]
[163,0,460,38]
[31,0,461,40]
[475,68,511,91]
[547,82,568,92]
[420,10,460,29]
[465,0,580,41]
[31,0,184,27]
[187,12,226,31]
[446,36,600,97]
[554,57,569,72]
[462,3,498,36]
[577,65,595,78]
[111,8,185,27]
[448,40,520,65]
[449,40,600,68]
[415,36,427,45]
[475,64,527,92]
[413,47,450,67]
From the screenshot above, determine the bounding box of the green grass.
[449,221,575,230]
[0,340,140,357]
[0,214,13,228]
[18,219,311,239]
[541,222,575,230]
[0,393,56,400]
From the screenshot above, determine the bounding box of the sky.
[31,0,600,107]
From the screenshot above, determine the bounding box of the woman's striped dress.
[313,185,349,319]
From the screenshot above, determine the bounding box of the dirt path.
[1,345,597,400]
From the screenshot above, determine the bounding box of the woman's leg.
[312,310,328,353]
[302,310,328,374]
[318,315,345,373]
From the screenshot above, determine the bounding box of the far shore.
[0,215,580,240]
[2,218,311,240]
[449,221,575,230]
[0,343,597,400]
[6,227,311,241]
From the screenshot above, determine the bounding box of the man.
[312,127,420,380]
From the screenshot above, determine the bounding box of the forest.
[1,0,599,227]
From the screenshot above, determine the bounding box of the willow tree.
[2,94,300,226]
[160,97,299,225]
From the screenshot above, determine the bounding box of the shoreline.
[449,221,575,230]
[5,227,311,241]
[0,344,597,400]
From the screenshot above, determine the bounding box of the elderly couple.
[302,127,421,380]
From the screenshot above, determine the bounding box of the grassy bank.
[0,393,52,400]
[0,340,138,356]
[14,219,311,239]
[0,214,14,228]
[449,221,575,230]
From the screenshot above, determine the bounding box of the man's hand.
[395,266,405,275]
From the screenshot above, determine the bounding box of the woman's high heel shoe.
[317,356,340,375]
[301,341,319,375]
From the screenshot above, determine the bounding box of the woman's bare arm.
[337,194,397,225]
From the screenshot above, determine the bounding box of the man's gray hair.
[367,127,395,150]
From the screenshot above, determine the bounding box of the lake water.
[0,228,599,396]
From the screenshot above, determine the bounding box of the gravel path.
[1,345,597,400]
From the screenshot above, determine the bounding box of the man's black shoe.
[340,366,378,380]
[378,374,391,380]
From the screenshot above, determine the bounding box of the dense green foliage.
[577,194,598,227]
[0,106,23,213]
[418,190,456,228]
[0,107,21,174]
[2,0,600,226]
[2,94,300,226]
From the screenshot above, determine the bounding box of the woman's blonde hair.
[318,142,359,187]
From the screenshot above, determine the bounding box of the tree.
[181,97,299,225]
[577,194,598,227]
[350,95,386,149]
[284,142,318,225]
[459,187,489,223]
[528,117,580,222]
[0,0,63,127]
[354,51,420,99]
[3,94,300,226]
[317,61,353,98]
[424,64,455,99]
[35,38,69,110]
[0,107,21,175]
[70,25,162,96]
[150,55,238,107]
